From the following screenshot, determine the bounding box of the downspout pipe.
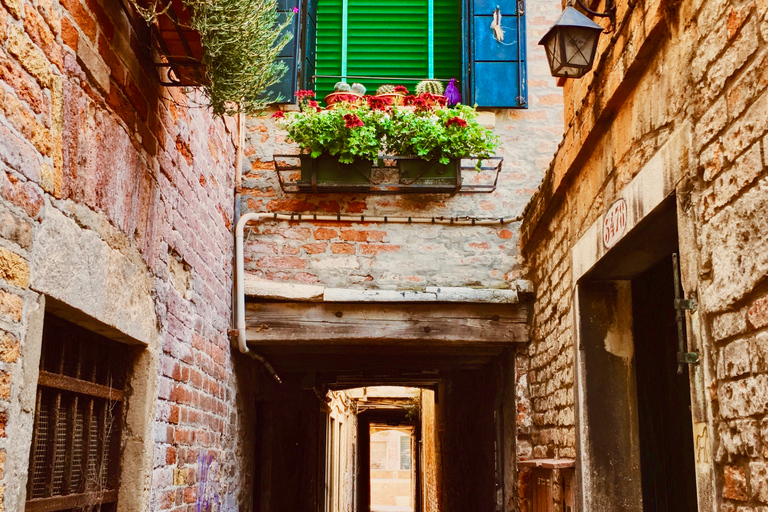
[235,212,521,384]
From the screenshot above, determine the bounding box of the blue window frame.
[271,0,527,108]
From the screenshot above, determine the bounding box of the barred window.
[26,314,129,512]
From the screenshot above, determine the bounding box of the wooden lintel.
[244,301,528,345]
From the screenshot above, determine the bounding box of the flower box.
[297,155,373,192]
[398,158,461,193]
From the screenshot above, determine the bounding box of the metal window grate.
[26,315,129,512]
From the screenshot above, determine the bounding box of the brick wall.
[520,0,768,508]
[0,0,253,508]
[239,0,564,292]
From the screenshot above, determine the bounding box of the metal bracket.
[677,352,700,365]
[674,298,698,312]
[673,253,699,373]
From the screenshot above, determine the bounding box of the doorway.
[576,197,698,512]
[632,256,698,512]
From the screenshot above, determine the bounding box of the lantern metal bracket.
[573,0,616,32]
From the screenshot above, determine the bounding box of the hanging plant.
[134,0,293,116]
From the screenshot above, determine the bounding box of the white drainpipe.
[235,212,521,383]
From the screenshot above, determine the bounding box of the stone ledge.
[244,274,532,303]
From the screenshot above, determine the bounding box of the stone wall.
[520,0,768,508]
[239,0,564,292]
[0,0,252,508]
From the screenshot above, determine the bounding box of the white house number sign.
[603,199,627,248]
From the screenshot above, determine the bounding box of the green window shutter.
[432,0,461,87]
[315,0,462,100]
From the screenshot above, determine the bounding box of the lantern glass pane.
[563,27,598,68]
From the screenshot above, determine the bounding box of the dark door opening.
[632,256,697,512]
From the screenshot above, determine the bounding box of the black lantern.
[539,4,607,79]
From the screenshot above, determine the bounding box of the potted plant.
[325,82,364,108]
[375,84,409,106]
[415,80,447,107]
[275,93,387,192]
[131,0,292,115]
[386,104,497,189]
[275,92,497,192]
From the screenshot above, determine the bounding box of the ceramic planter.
[397,158,461,193]
[298,155,373,192]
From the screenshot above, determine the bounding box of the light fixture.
[538,0,615,79]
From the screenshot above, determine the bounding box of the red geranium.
[418,92,435,102]
[403,95,417,106]
[308,100,319,108]
[446,116,467,127]
[271,110,286,118]
[296,89,315,99]
[394,85,409,94]
[367,95,392,110]
[412,98,432,113]
[344,113,364,128]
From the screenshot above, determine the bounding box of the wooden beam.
[26,490,119,512]
[244,302,529,345]
[38,371,124,401]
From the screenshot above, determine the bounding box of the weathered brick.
[0,371,10,400]
[723,91,768,161]
[6,24,52,87]
[749,295,768,330]
[330,242,355,255]
[752,462,768,503]
[313,227,338,240]
[0,331,19,363]
[339,229,386,242]
[712,309,748,341]
[724,465,749,501]
[0,291,23,323]
[718,420,760,462]
[711,143,762,210]
[0,247,28,288]
[718,375,768,419]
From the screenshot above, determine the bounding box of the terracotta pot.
[324,92,363,107]
[148,0,206,85]
[375,93,405,106]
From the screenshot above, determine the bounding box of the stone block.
[712,309,748,341]
[712,143,762,210]
[0,290,22,323]
[721,338,751,378]
[752,462,768,503]
[727,49,768,121]
[749,295,768,330]
[718,375,768,419]
[0,331,19,363]
[6,24,52,87]
[31,207,157,345]
[701,178,768,311]
[753,332,768,374]
[717,419,760,462]
[0,246,28,288]
[695,95,728,148]
[724,465,749,501]
[723,90,768,162]
[77,37,110,93]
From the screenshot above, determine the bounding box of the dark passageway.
[250,345,519,512]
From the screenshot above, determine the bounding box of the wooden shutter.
[302,0,318,90]
[469,0,527,107]
[271,0,302,102]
